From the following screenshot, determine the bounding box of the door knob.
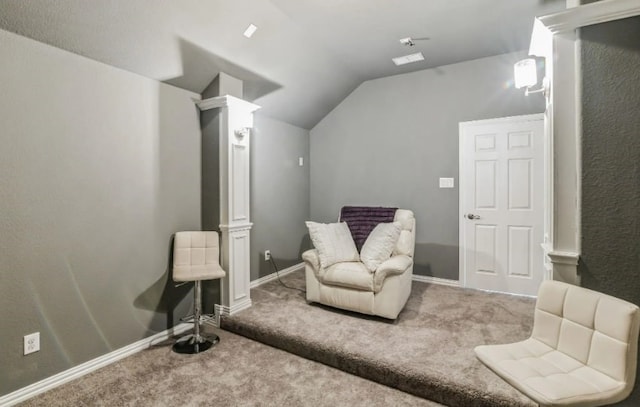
[465,213,480,220]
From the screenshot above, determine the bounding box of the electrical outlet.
[264,250,271,261]
[24,332,40,355]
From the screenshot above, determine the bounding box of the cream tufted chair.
[172,231,226,354]
[475,280,640,406]
[303,208,415,319]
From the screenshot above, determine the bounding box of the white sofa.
[303,209,415,319]
[475,280,640,407]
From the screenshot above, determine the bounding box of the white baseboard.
[0,323,191,407]
[412,274,461,287]
[250,262,304,288]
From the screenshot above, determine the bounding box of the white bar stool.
[172,231,226,354]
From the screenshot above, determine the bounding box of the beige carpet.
[20,328,442,406]
[221,270,538,407]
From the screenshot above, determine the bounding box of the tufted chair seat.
[475,280,640,407]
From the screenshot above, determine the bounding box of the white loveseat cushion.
[305,221,360,269]
[321,262,373,291]
[360,221,401,272]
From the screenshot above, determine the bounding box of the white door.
[459,114,544,296]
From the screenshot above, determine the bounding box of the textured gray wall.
[580,17,640,406]
[310,51,544,280]
[0,30,201,396]
[251,115,311,280]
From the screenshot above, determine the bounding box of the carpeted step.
[221,270,537,407]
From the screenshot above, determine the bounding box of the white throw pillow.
[306,221,360,269]
[360,222,402,272]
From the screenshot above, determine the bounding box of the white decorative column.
[529,0,640,284]
[197,95,260,317]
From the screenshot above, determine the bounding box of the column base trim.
[542,244,580,284]
[215,298,252,317]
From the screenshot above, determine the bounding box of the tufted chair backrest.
[532,280,640,383]
[173,231,223,282]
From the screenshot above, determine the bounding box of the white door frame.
[459,114,544,294]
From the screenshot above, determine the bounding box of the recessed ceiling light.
[243,23,258,38]
[392,52,424,66]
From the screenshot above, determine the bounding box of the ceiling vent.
[243,24,258,38]
[392,52,424,66]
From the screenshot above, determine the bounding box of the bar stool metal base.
[172,280,220,354]
[172,332,220,354]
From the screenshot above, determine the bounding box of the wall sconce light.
[514,57,547,96]
[234,127,251,138]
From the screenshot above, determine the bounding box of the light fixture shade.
[514,58,538,89]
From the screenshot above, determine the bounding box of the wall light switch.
[439,178,455,188]
[298,157,304,166]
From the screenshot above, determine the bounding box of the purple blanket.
[339,206,398,251]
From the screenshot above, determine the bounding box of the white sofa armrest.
[373,255,412,293]
[302,249,324,279]
[302,249,320,269]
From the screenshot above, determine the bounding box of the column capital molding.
[196,95,261,113]
[537,0,640,34]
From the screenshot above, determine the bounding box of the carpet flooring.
[221,269,538,407]
[20,328,442,407]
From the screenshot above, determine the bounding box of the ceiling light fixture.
[243,23,258,38]
[392,52,424,66]
[399,36,430,47]
[399,37,415,47]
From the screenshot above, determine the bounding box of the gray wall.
[309,51,544,280]
[201,109,221,232]
[0,30,201,396]
[199,108,222,311]
[580,17,640,406]
[251,114,311,280]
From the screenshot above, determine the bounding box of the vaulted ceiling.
[0,0,565,129]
